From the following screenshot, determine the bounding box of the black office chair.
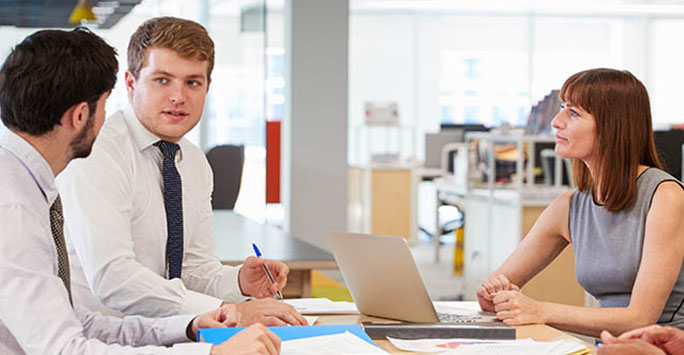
[206,144,245,210]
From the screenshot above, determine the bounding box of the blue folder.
[198,324,376,346]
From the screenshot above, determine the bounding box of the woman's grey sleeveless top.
[570,168,684,329]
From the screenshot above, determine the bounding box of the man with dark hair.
[0,28,280,355]
[58,17,306,325]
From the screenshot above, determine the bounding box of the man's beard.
[70,112,95,159]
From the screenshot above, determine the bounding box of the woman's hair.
[560,68,663,211]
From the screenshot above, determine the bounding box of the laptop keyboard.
[437,312,481,323]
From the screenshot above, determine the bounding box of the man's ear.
[62,101,89,132]
[125,71,137,98]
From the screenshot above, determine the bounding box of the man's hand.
[491,290,545,325]
[238,256,288,298]
[187,304,240,341]
[210,324,281,355]
[235,298,307,326]
[597,338,666,355]
[477,274,519,312]
[602,326,684,355]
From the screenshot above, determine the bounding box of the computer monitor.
[424,130,463,169]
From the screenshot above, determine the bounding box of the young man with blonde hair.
[58,17,305,326]
[0,27,280,355]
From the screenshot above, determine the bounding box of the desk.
[348,164,418,240]
[315,313,596,354]
[213,210,337,298]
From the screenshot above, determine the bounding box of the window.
[349,2,684,163]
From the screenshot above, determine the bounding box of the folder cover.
[198,324,376,346]
[362,321,516,340]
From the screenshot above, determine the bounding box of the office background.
[2,0,684,302]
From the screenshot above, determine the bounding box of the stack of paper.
[388,337,589,355]
[285,297,359,314]
[282,331,388,355]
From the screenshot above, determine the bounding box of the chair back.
[206,144,245,209]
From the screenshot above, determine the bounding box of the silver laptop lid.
[328,232,439,323]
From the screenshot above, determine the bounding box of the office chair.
[206,144,245,210]
[654,130,684,181]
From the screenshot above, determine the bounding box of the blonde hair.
[127,16,214,79]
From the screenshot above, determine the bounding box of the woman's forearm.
[540,302,656,337]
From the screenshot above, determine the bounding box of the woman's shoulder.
[647,168,684,218]
[642,167,684,199]
[556,189,576,203]
[641,167,682,184]
[652,179,684,204]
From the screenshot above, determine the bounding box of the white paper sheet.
[285,297,359,314]
[438,340,588,355]
[281,331,389,355]
[304,316,319,325]
[388,337,532,353]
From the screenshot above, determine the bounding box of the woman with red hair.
[477,68,684,338]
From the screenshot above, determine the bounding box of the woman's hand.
[477,274,519,312]
[492,290,545,325]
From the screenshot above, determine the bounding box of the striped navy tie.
[50,195,73,305]
[154,140,184,280]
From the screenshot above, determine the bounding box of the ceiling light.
[69,0,97,24]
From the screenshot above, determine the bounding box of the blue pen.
[252,243,284,301]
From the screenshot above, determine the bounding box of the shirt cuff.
[159,314,198,345]
[179,290,223,315]
[224,264,251,303]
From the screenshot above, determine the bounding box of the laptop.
[328,232,492,324]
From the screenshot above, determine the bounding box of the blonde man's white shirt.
[57,105,248,318]
[0,130,211,355]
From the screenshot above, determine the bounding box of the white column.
[282,0,349,251]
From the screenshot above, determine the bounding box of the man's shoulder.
[58,111,136,184]
[178,138,213,184]
[96,110,135,149]
[85,110,137,165]
[0,152,42,208]
[179,138,207,160]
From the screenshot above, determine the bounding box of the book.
[361,321,516,340]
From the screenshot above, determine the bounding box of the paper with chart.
[281,331,388,355]
[388,337,589,355]
[388,337,532,353]
[437,340,590,355]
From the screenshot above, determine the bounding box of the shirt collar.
[122,105,185,161]
[0,130,58,204]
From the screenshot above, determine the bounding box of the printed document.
[282,331,388,355]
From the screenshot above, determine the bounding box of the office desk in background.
[213,210,337,298]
